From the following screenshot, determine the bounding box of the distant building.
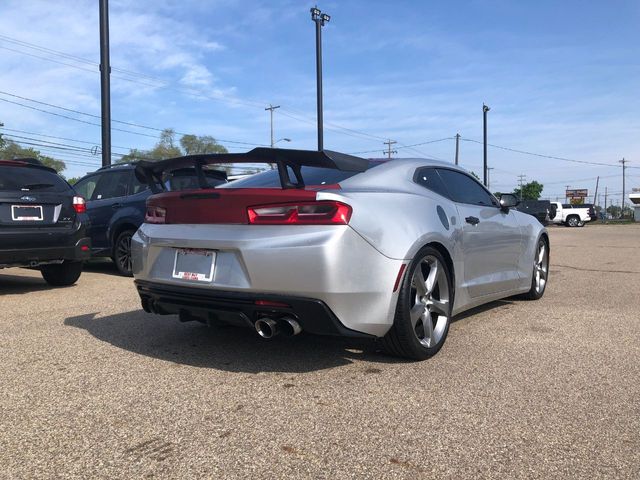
[630,189,640,222]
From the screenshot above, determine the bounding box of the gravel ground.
[1,224,639,479]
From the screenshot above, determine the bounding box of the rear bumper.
[135,280,373,337]
[0,237,91,268]
[132,223,404,337]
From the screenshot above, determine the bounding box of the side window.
[129,171,149,194]
[73,174,101,200]
[92,171,130,200]
[436,169,498,207]
[414,167,450,199]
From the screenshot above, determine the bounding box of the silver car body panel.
[132,158,547,336]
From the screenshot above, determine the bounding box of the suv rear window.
[0,165,70,192]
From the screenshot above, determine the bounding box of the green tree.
[0,139,66,172]
[180,134,227,155]
[513,180,544,200]
[118,129,228,163]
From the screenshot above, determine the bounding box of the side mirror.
[499,193,519,210]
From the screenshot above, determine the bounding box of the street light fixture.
[275,138,291,145]
[310,7,330,151]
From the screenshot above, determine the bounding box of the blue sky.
[0,0,638,204]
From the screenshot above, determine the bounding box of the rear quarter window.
[0,165,70,192]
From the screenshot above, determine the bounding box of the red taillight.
[247,201,352,225]
[145,206,166,224]
[72,196,86,214]
[254,300,291,308]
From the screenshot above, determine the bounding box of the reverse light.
[72,196,86,214]
[247,201,352,225]
[145,206,166,224]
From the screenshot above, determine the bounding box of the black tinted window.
[222,166,361,189]
[414,167,450,198]
[92,171,131,200]
[0,165,69,192]
[436,169,498,206]
[129,171,149,194]
[74,174,101,199]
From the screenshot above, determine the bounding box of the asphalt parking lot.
[1,224,639,479]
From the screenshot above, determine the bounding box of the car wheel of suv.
[566,215,579,227]
[113,229,135,277]
[521,237,549,300]
[381,246,453,360]
[40,261,83,286]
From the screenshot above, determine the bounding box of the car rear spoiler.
[134,147,369,193]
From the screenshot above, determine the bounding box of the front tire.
[521,237,549,300]
[41,261,83,286]
[381,246,453,360]
[113,229,135,277]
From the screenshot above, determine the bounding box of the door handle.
[465,216,480,225]
[111,203,123,209]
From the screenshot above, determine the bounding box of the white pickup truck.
[550,202,596,227]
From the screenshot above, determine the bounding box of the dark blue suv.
[74,163,228,276]
[73,164,149,276]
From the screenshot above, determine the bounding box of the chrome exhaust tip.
[255,318,279,339]
[280,317,302,336]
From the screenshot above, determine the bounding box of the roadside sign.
[566,188,588,198]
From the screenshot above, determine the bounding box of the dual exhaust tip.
[254,317,302,339]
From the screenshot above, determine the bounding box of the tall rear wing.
[134,147,369,193]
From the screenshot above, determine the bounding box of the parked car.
[131,149,549,360]
[550,202,594,227]
[514,199,555,225]
[73,163,227,276]
[0,158,91,285]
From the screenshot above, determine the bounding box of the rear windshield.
[0,165,70,192]
[222,163,379,189]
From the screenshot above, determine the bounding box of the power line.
[1,33,395,145]
[459,137,623,168]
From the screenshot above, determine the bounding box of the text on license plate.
[172,248,216,282]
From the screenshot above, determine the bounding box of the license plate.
[11,205,43,221]
[172,248,216,282]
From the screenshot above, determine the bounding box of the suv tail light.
[145,206,166,224]
[73,196,86,214]
[247,201,352,225]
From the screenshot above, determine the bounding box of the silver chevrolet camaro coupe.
[131,148,549,360]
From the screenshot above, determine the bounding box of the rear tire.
[521,237,549,300]
[566,215,579,227]
[381,246,453,360]
[41,261,83,286]
[113,229,135,277]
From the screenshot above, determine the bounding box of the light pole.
[99,0,111,167]
[310,7,330,151]
[265,104,280,148]
[482,103,490,187]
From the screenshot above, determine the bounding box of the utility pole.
[265,104,280,148]
[454,133,460,165]
[99,0,111,167]
[604,186,608,221]
[620,158,627,217]
[487,167,494,190]
[483,104,490,186]
[310,7,330,151]
[517,174,527,201]
[384,140,397,159]
[593,176,599,207]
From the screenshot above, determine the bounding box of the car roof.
[0,159,57,174]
